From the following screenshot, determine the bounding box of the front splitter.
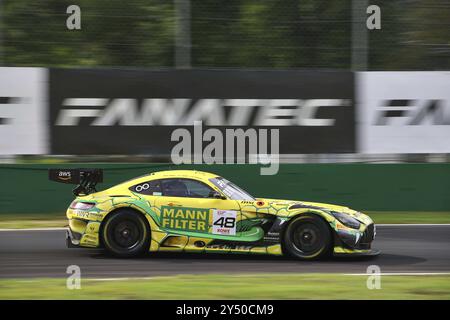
[333,249,380,258]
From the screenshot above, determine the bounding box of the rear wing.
[48,168,103,196]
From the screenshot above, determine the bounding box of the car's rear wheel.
[283,214,332,260]
[102,209,150,257]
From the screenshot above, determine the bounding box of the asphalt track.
[0,225,449,278]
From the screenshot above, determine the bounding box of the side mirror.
[209,191,226,200]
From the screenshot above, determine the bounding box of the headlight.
[70,201,95,210]
[331,211,361,229]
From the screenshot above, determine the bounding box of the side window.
[130,180,162,195]
[162,179,214,198]
[183,179,215,198]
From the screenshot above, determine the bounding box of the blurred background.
[1,0,449,69]
[0,0,449,216]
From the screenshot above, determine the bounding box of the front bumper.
[333,248,380,257]
[333,223,379,257]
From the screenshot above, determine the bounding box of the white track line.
[4,271,450,282]
[377,224,450,226]
[89,276,164,282]
[85,273,450,281]
[345,272,450,276]
[0,227,68,231]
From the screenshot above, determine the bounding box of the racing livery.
[49,169,378,260]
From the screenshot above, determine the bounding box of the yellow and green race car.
[49,169,378,260]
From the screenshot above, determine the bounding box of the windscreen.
[209,177,255,201]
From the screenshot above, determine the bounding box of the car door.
[154,178,241,238]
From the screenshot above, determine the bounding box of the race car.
[49,168,378,260]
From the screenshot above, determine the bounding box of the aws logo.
[58,171,72,181]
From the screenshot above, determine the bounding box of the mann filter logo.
[161,206,209,232]
[375,99,449,125]
[55,98,350,126]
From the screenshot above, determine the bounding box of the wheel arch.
[101,197,160,228]
[99,204,158,247]
[286,208,334,224]
[281,210,336,254]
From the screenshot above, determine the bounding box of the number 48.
[213,217,235,228]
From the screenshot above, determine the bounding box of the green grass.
[0,213,66,229]
[0,211,449,229]
[0,274,449,299]
[367,211,450,224]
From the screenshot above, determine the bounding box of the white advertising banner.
[358,72,450,153]
[0,68,48,154]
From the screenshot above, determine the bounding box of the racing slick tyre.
[283,214,332,260]
[101,209,151,258]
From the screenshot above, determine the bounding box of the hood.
[259,198,354,213]
[254,198,372,224]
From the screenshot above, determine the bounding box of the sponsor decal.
[335,222,347,230]
[206,244,252,251]
[212,210,237,235]
[263,232,280,243]
[86,222,100,233]
[160,206,209,233]
[55,98,350,127]
[135,183,150,192]
[70,210,102,220]
[0,67,48,154]
[374,99,449,126]
[358,72,450,153]
[49,69,355,154]
[71,210,90,219]
[58,170,72,181]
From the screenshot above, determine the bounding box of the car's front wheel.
[283,214,332,260]
[101,209,150,257]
